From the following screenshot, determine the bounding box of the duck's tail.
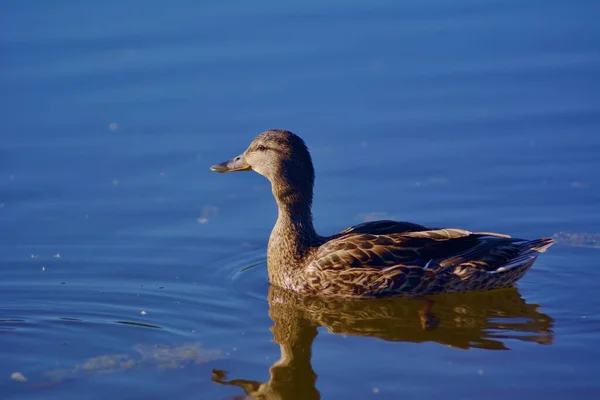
[527,237,555,253]
[492,237,554,274]
[476,238,554,293]
[442,237,554,293]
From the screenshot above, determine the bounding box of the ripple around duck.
[210,248,270,303]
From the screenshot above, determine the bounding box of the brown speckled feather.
[296,221,554,297]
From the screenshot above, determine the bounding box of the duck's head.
[210,129,315,190]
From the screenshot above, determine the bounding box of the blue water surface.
[1,1,600,399]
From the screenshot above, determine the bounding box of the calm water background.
[2,0,600,399]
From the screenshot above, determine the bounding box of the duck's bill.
[210,154,251,173]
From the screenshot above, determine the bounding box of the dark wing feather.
[333,220,428,237]
[310,228,490,272]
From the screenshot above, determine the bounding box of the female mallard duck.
[210,129,554,297]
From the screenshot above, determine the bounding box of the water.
[2,0,600,398]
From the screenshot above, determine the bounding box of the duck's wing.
[305,228,549,296]
[312,227,506,272]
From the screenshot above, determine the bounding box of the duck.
[210,129,554,297]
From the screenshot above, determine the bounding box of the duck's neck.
[267,179,319,286]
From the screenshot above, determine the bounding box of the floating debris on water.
[31,254,39,259]
[196,205,220,224]
[569,181,590,189]
[39,342,220,384]
[140,310,147,316]
[414,176,448,187]
[11,372,27,382]
[553,232,600,248]
[108,122,119,131]
[53,253,61,259]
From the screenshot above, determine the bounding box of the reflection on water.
[213,286,554,399]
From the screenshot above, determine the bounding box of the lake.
[1,0,600,399]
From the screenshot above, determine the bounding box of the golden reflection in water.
[213,286,554,400]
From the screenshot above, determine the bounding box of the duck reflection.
[212,286,553,399]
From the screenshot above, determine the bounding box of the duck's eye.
[256,144,267,151]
